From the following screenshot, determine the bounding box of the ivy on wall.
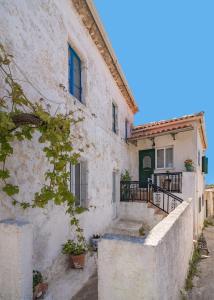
[0,44,86,244]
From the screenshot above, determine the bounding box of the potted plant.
[184,159,194,172]
[33,270,48,300]
[121,170,132,201]
[90,234,101,251]
[62,239,87,269]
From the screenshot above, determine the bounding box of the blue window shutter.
[68,45,82,101]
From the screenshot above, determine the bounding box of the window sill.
[68,93,86,107]
[155,167,174,171]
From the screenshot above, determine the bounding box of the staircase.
[120,180,183,215]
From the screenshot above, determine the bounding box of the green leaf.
[75,206,88,214]
[0,169,10,179]
[3,184,19,196]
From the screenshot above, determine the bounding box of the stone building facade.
[0,0,208,299]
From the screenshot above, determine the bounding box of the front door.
[139,149,155,187]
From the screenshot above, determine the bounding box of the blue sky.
[94,0,214,184]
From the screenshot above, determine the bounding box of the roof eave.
[72,0,138,114]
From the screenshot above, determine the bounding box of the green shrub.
[33,270,43,291]
[62,239,87,255]
[185,245,201,290]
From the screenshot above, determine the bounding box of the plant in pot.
[184,159,194,172]
[90,234,101,251]
[62,239,88,269]
[33,270,48,300]
[121,169,132,201]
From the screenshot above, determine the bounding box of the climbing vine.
[0,44,86,245]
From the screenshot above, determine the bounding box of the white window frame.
[156,146,174,170]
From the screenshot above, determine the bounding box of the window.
[125,119,128,140]
[198,151,201,166]
[199,197,201,213]
[68,45,82,101]
[112,171,116,203]
[125,119,131,141]
[70,161,88,207]
[202,156,208,174]
[112,103,118,133]
[156,147,173,169]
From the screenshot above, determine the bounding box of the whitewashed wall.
[131,123,206,237]
[98,199,193,300]
[119,202,165,228]
[205,189,214,217]
[0,0,136,281]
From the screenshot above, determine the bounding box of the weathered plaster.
[0,0,137,294]
[98,199,193,300]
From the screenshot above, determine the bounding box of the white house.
[126,112,208,237]
[205,186,214,218]
[0,0,208,299]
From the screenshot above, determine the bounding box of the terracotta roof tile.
[129,124,194,140]
[133,112,204,131]
[129,112,204,141]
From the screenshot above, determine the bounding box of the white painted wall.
[98,199,193,300]
[205,189,214,218]
[131,123,206,237]
[119,202,165,228]
[0,0,136,288]
[0,219,32,300]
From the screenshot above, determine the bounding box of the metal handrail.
[154,172,182,193]
[148,181,183,214]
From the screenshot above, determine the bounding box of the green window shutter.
[202,156,208,174]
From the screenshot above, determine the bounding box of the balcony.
[153,172,182,193]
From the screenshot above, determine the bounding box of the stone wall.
[98,199,193,300]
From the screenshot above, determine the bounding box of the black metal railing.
[148,181,183,214]
[120,181,148,202]
[120,180,183,214]
[154,172,182,193]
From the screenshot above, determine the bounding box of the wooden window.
[112,103,118,134]
[125,119,131,141]
[70,161,88,207]
[202,156,208,174]
[68,45,82,101]
[112,171,116,203]
[156,147,173,169]
[199,196,201,213]
[198,150,201,166]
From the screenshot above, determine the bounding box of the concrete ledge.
[102,233,146,244]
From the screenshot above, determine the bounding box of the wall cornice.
[72,0,138,114]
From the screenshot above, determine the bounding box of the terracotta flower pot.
[70,253,86,269]
[33,282,48,299]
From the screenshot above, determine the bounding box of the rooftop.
[129,112,207,149]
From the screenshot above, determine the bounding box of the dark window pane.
[112,103,116,133]
[112,172,116,203]
[75,163,81,206]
